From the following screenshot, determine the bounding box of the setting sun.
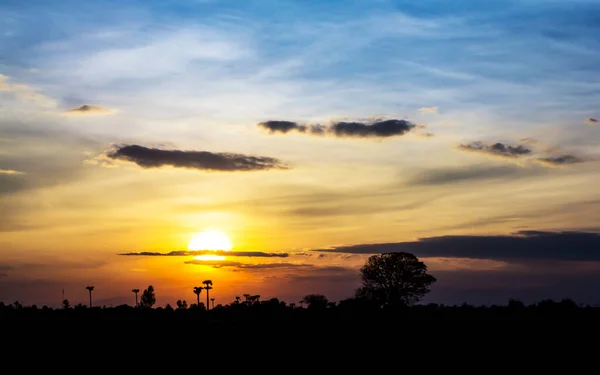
[188,229,233,251]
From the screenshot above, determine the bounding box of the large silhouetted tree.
[85,286,94,308]
[193,286,203,306]
[356,252,436,307]
[202,280,213,310]
[132,289,140,307]
[139,285,156,308]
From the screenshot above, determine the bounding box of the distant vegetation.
[2,253,597,321]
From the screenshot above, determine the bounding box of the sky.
[1,0,600,308]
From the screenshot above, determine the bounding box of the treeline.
[1,296,598,321]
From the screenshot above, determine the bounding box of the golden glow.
[187,229,233,251]
[193,254,226,261]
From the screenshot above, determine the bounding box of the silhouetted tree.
[243,294,250,303]
[176,300,188,310]
[356,252,436,307]
[193,286,203,306]
[132,289,140,307]
[62,299,70,309]
[301,294,329,309]
[85,286,94,308]
[139,285,156,308]
[211,298,215,309]
[202,280,213,310]
[235,296,241,304]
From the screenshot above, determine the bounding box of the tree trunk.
[89,291,92,308]
[206,289,210,310]
[196,293,199,306]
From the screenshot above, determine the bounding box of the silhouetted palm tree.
[211,298,215,309]
[86,286,94,308]
[202,280,213,310]
[132,289,140,307]
[235,296,241,304]
[243,294,250,303]
[193,286,203,306]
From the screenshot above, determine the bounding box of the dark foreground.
[3,297,600,322]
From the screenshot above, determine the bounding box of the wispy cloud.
[458,141,532,159]
[535,154,588,167]
[0,169,25,175]
[407,164,546,186]
[64,104,113,116]
[419,107,438,114]
[0,74,57,108]
[258,119,418,138]
[95,145,288,172]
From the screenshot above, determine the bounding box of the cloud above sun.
[119,250,289,258]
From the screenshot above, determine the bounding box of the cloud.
[535,154,588,167]
[457,141,591,168]
[100,145,288,172]
[64,104,113,115]
[418,107,438,114]
[407,164,545,186]
[458,141,532,159]
[585,118,598,125]
[258,119,417,138]
[118,250,289,258]
[0,169,25,175]
[0,74,57,108]
[312,231,600,262]
[184,260,313,269]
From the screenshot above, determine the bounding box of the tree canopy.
[356,252,436,307]
[140,285,156,308]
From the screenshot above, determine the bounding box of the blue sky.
[1,0,600,307]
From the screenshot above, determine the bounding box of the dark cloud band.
[105,145,287,171]
[258,119,417,138]
[312,231,600,262]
